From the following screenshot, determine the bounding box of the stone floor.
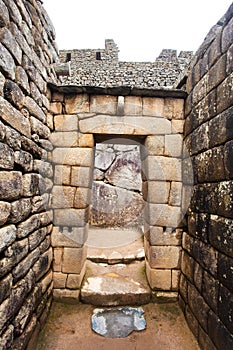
[36,301,200,350]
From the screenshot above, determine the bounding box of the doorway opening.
[85,136,146,267]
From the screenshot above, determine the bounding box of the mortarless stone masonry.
[0,1,233,350]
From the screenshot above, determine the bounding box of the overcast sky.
[43,0,233,62]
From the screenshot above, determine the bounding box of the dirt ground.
[36,302,200,350]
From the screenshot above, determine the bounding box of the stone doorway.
[86,137,146,266]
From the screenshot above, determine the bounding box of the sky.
[43,0,233,62]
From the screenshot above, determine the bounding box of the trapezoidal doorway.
[51,93,187,304]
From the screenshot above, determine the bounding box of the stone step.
[80,260,151,306]
[85,227,145,264]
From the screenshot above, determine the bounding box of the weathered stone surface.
[165,134,183,158]
[54,208,87,227]
[33,160,53,178]
[124,96,142,115]
[148,245,181,269]
[50,131,79,147]
[12,248,40,283]
[51,185,75,208]
[79,115,172,135]
[144,135,164,155]
[0,225,16,253]
[53,272,67,288]
[23,96,46,123]
[52,226,87,248]
[15,66,30,94]
[0,201,11,225]
[17,214,40,238]
[54,165,71,185]
[89,181,144,227]
[0,142,14,169]
[0,97,31,137]
[0,27,22,64]
[28,227,47,251]
[145,181,170,204]
[146,156,181,181]
[32,248,53,281]
[31,193,50,213]
[0,324,14,350]
[71,166,92,187]
[54,114,78,131]
[5,127,21,150]
[14,150,33,172]
[30,116,50,138]
[146,262,171,290]
[81,274,150,306]
[92,307,146,338]
[145,226,181,246]
[94,148,115,171]
[74,187,90,209]
[52,147,93,166]
[143,97,164,116]
[0,43,15,79]
[4,80,24,109]
[22,173,39,197]
[53,289,80,304]
[65,94,89,114]
[0,0,10,27]
[105,151,142,191]
[0,171,22,200]
[209,215,233,258]
[8,198,31,223]
[62,247,86,274]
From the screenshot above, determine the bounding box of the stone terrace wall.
[0,1,59,349]
[60,41,193,89]
[181,4,233,349]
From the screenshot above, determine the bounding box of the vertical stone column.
[142,97,185,301]
[50,92,94,303]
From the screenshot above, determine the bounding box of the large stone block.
[90,95,117,115]
[17,214,40,238]
[66,264,86,289]
[224,140,233,178]
[8,198,31,223]
[53,272,67,289]
[0,0,10,27]
[0,171,22,200]
[164,134,183,158]
[54,165,71,185]
[124,96,142,115]
[52,147,93,167]
[148,245,181,269]
[15,150,33,172]
[0,201,11,225]
[142,97,164,117]
[145,226,182,246]
[145,181,170,204]
[79,133,94,147]
[54,114,78,131]
[169,181,182,206]
[0,142,14,169]
[217,73,233,114]
[144,135,164,156]
[0,225,16,253]
[146,156,182,181]
[0,43,15,79]
[74,187,90,208]
[79,115,172,135]
[65,94,89,114]
[164,98,184,120]
[23,96,46,123]
[145,202,182,227]
[62,247,87,274]
[30,116,50,139]
[22,173,39,197]
[0,97,31,137]
[51,185,75,208]
[71,166,92,187]
[50,131,79,147]
[0,27,22,64]
[51,226,87,247]
[207,54,227,93]
[54,208,88,227]
[53,289,80,304]
[209,214,233,258]
[53,248,63,272]
[32,248,53,281]
[146,261,171,290]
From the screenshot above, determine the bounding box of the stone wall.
[59,41,193,89]
[181,4,233,349]
[90,143,144,228]
[0,1,59,349]
[49,89,190,302]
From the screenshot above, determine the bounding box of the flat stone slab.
[92,307,146,338]
[81,273,151,306]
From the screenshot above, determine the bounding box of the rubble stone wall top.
[59,40,193,89]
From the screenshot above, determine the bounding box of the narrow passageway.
[36,302,200,350]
